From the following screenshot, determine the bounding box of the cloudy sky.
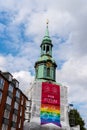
[0,0,87,127]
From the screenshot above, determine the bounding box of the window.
[8,91,13,98]
[2,124,8,130]
[6,96,12,105]
[20,107,22,116]
[11,127,16,130]
[18,120,21,128]
[14,102,19,110]
[0,91,2,103]
[4,109,10,119]
[14,109,18,115]
[12,114,17,122]
[21,97,24,105]
[43,45,45,51]
[47,67,50,77]
[11,122,16,128]
[0,77,4,90]
[8,74,12,81]
[15,81,19,88]
[16,90,20,98]
[46,45,49,53]
[8,84,13,93]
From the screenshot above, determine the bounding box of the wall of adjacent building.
[0,71,28,130]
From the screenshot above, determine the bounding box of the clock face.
[46,62,52,67]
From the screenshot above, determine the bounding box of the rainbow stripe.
[40,104,61,126]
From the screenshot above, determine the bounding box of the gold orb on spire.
[46,19,49,25]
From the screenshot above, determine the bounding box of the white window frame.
[4,109,10,119]
[6,96,12,105]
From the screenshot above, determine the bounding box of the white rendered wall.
[25,81,70,130]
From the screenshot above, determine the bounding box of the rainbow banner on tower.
[40,82,61,127]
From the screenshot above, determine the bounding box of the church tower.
[35,22,57,82]
[26,22,70,130]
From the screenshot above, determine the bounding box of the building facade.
[0,71,28,130]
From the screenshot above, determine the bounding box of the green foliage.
[69,109,86,130]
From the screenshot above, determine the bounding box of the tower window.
[47,67,50,77]
[43,45,45,51]
[46,45,49,53]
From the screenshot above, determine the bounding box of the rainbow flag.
[40,82,61,127]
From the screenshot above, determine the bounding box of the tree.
[69,109,86,130]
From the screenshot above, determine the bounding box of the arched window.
[46,45,49,53]
[47,67,50,77]
[43,45,45,51]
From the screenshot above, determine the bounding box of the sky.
[0,0,87,127]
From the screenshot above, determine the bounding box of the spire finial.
[46,19,49,27]
[46,19,49,25]
[44,19,49,37]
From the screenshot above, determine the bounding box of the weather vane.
[46,19,49,25]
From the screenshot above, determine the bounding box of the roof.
[38,55,56,63]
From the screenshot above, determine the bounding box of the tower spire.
[46,19,49,24]
[45,19,49,37]
[34,22,57,81]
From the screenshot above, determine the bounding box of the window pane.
[43,45,45,50]
[2,124,8,130]
[19,120,21,128]
[20,107,22,116]
[8,84,13,93]
[12,114,17,122]
[6,96,12,105]
[0,77,4,90]
[16,91,20,98]
[14,102,19,110]
[11,127,16,130]
[0,91,2,103]
[4,109,10,119]
[21,97,24,105]
[46,45,49,53]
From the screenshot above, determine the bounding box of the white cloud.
[13,71,34,94]
[56,56,87,125]
[56,56,87,101]
[0,53,35,73]
[0,55,7,71]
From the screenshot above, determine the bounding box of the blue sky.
[0,0,87,127]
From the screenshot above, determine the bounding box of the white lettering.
[44,98,58,104]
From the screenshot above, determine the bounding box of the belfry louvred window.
[47,67,50,77]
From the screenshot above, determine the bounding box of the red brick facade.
[0,71,28,130]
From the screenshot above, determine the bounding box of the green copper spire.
[34,22,57,82]
[43,20,51,41]
[41,21,53,57]
[45,21,49,36]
